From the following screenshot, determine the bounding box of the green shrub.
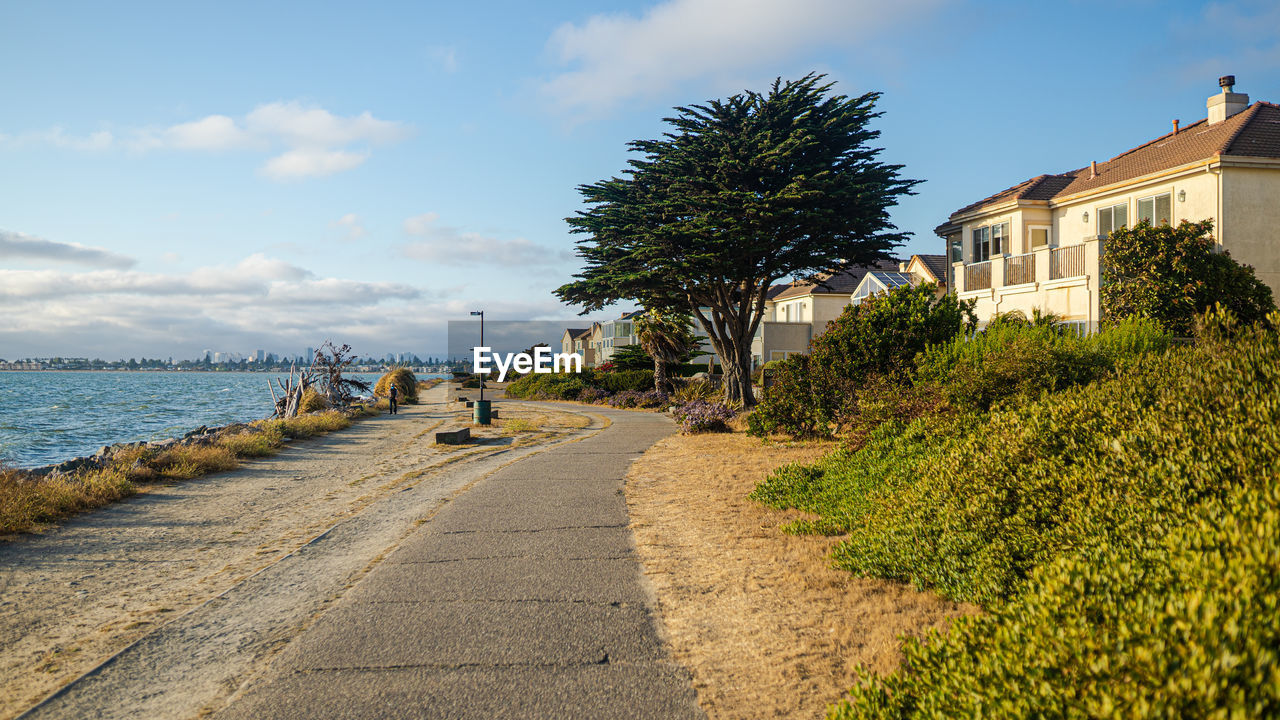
[671,377,719,403]
[505,371,594,400]
[595,369,654,393]
[760,312,1280,607]
[750,283,974,437]
[746,354,839,437]
[914,316,1169,413]
[835,481,1280,719]
[1102,218,1275,335]
[375,367,419,403]
[757,311,1280,715]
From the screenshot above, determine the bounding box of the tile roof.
[772,258,903,301]
[564,327,590,340]
[911,254,949,283]
[945,101,1280,221]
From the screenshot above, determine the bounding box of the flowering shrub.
[576,387,611,404]
[607,389,668,409]
[672,400,735,433]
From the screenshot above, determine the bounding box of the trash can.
[473,399,492,425]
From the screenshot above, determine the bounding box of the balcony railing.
[964,261,992,291]
[1004,253,1035,285]
[1050,244,1086,280]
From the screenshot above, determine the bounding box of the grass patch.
[0,466,135,535]
[499,418,540,433]
[1,407,375,537]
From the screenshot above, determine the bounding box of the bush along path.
[750,305,1280,717]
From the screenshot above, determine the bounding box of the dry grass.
[498,418,540,433]
[626,432,977,720]
[0,467,136,535]
[1,409,371,537]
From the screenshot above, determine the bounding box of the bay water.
[0,371,435,469]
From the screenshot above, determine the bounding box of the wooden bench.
[435,428,471,445]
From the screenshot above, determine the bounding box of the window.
[972,226,991,262]
[948,236,963,264]
[1138,193,1172,225]
[1098,202,1127,235]
[971,222,1009,262]
[991,222,1007,255]
[1029,226,1050,249]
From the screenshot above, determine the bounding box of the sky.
[2,0,1277,361]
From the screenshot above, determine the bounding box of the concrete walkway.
[216,405,703,720]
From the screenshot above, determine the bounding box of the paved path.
[215,404,703,720]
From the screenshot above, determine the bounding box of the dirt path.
[0,385,598,720]
[625,432,976,719]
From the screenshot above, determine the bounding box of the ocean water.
[0,371,435,469]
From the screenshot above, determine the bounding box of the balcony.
[1050,244,1086,280]
[964,261,992,290]
[1004,253,1035,285]
[954,238,1100,295]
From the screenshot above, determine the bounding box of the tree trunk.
[653,358,673,395]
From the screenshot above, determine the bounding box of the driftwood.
[271,364,315,419]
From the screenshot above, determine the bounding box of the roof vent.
[1208,75,1248,124]
[1172,119,1180,135]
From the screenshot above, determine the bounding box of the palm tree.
[634,309,699,395]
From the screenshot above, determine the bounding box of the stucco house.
[560,326,598,367]
[937,76,1280,332]
[750,258,903,364]
[597,311,641,364]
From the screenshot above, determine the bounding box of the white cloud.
[540,0,941,115]
[262,148,370,180]
[245,101,408,147]
[432,46,459,73]
[0,127,114,150]
[5,102,408,181]
[0,253,427,359]
[331,213,367,241]
[142,114,258,151]
[400,212,572,267]
[0,229,136,269]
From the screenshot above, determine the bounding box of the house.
[560,326,599,367]
[899,254,948,296]
[751,259,901,365]
[938,76,1280,332]
[597,311,642,364]
[851,270,918,306]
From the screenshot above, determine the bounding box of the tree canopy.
[556,74,919,405]
[1102,219,1274,335]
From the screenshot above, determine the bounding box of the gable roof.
[908,254,948,283]
[943,101,1280,223]
[772,258,902,301]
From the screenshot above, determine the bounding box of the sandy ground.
[0,384,595,720]
[626,431,977,720]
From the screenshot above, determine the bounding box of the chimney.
[1090,160,1097,179]
[1172,119,1180,135]
[1207,75,1249,124]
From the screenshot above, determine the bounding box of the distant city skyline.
[2,1,1277,358]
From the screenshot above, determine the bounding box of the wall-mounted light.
[1082,210,1089,223]
[1177,189,1186,203]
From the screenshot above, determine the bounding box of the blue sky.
[2,0,1277,360]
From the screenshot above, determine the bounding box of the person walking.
[388,383,399,415]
